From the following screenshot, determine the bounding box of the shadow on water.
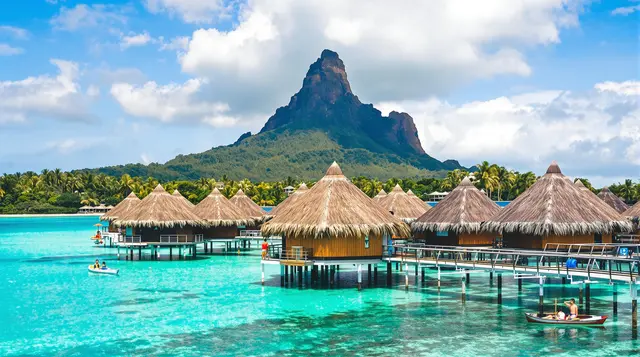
[24,254,118,263]
[108,298,162,307]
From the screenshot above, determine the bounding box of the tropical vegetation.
[1,162,638,214]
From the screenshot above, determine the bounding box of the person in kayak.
[101,261,107,270]
[93,259,100,268]
[564,299,578,319]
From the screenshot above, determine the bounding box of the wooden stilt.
[631,281,637,332]
[461,275,466,303]
[585,283,591,314]
[613,283,618,315]
[261,262,265,285]
[169,246,173,260]
[497,273,503,304]
[357,264,362,291]
[518,277,522,291]
[404,263,409,290]
[386,262,392,287]
[374,265,378,284]
[367,264,372,282]
[579,282,584,305]
[538,276,544,316]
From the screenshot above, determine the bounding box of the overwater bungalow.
[230,189,267,222]
[625,201,640,219]
[483,162,632,249]
[373,189,387,203]
[101,192,140,232]
[377,184,429,223]
[407,190,426,207]
[412,177,500,246]
[597,187,629,213]
[172,189,195,207]
[261,162,409,263]
[574,180,626,218]
[113,184,207,245]
[193,188,254,240]
[270,183,308,216]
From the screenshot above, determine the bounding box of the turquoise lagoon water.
[0,216,638,356]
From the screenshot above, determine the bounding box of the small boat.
[525,312,607,325]
[88,265,119,275]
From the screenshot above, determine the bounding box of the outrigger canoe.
[88,265,119,275]
[525,313,607,325]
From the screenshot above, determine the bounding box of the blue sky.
[0,0,638,185]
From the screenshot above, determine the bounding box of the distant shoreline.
[0,213,103,218]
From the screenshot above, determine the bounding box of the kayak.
[88,265,119,275]
[525,312,607,325]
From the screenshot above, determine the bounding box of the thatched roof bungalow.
[597,187,629,213]
[193,188,254,239]
[484,162,632,249]
[172,189,195,207]
[625,201,640,218]
[270,183,308,216]
[412,177,500,246]
[230,189,267,222]
[377,185,429,223]
[101,192,140,223]
[373,189,387,202]
[261,162,410,260]
[113,185,207,243]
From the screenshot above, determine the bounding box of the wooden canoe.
[525,313,607,325]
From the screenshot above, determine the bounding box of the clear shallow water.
[0,216,638,356]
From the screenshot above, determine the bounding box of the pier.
[262,243,640,330]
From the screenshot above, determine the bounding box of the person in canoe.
[101,261,107,270]
[93,259,100,269]
[564,299,578,319]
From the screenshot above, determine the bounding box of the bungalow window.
[436,231,449,237]
[364,235,370,249]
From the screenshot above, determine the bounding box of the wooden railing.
[239,230,262,237]
[122,235,141,243]
[280,248,312,262]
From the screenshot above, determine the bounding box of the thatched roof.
[377,184,429,223]
[113,185,206,228]
[172,189,195,207]
[262,162,410,238]
[193,188,254,227]
[407,190,426,207]
[270,183,309,216]
[597,187,629,213]
[230,189,267,220]
[373,189,387,202]
[484,162,632,235]
[574,180,625,217]
[623,201,640,218]
[101,192,140,222]
[412,177,500,234]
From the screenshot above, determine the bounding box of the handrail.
[160,234,188,243]
[238,230,262,237]
[280,248,312,262]
[123,235,141,243]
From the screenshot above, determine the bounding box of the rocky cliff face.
[260,49,426,156]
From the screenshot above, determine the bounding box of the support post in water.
[387,262,392,287]
[497,273,503,304]
[579,282,584,306]
[357,264,362,291]
[437,266,441,290]
[404,263,409,290]
[518,276,522,291]
[368,264,371,282]
[613,283,618,315]
[585,283,591,314]
[261,262,265,285]
[632,280,638,332]
[538,276,544,317]
[461,275,466,303]
[374,265,378,284]
[466,272,470,285]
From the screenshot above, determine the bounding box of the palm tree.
[475,161,499,199]
[620,179,636,203]
[496,167,516,201]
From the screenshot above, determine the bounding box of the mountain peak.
[301,48,352,100]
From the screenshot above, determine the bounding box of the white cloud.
[50,4,127,31]
[0,59,91,124]
[594,80,640,96]
[144,0,233,24]
[46,138,107,154]
[159,36,189,51]
[376,80,640,181]
[110,79,238,127]
[176,0,587,119]
[611,4,640,15]
[86,85,100,97]
[0,44,24,56]
[0,25,29,39]
[120,31,152,49]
